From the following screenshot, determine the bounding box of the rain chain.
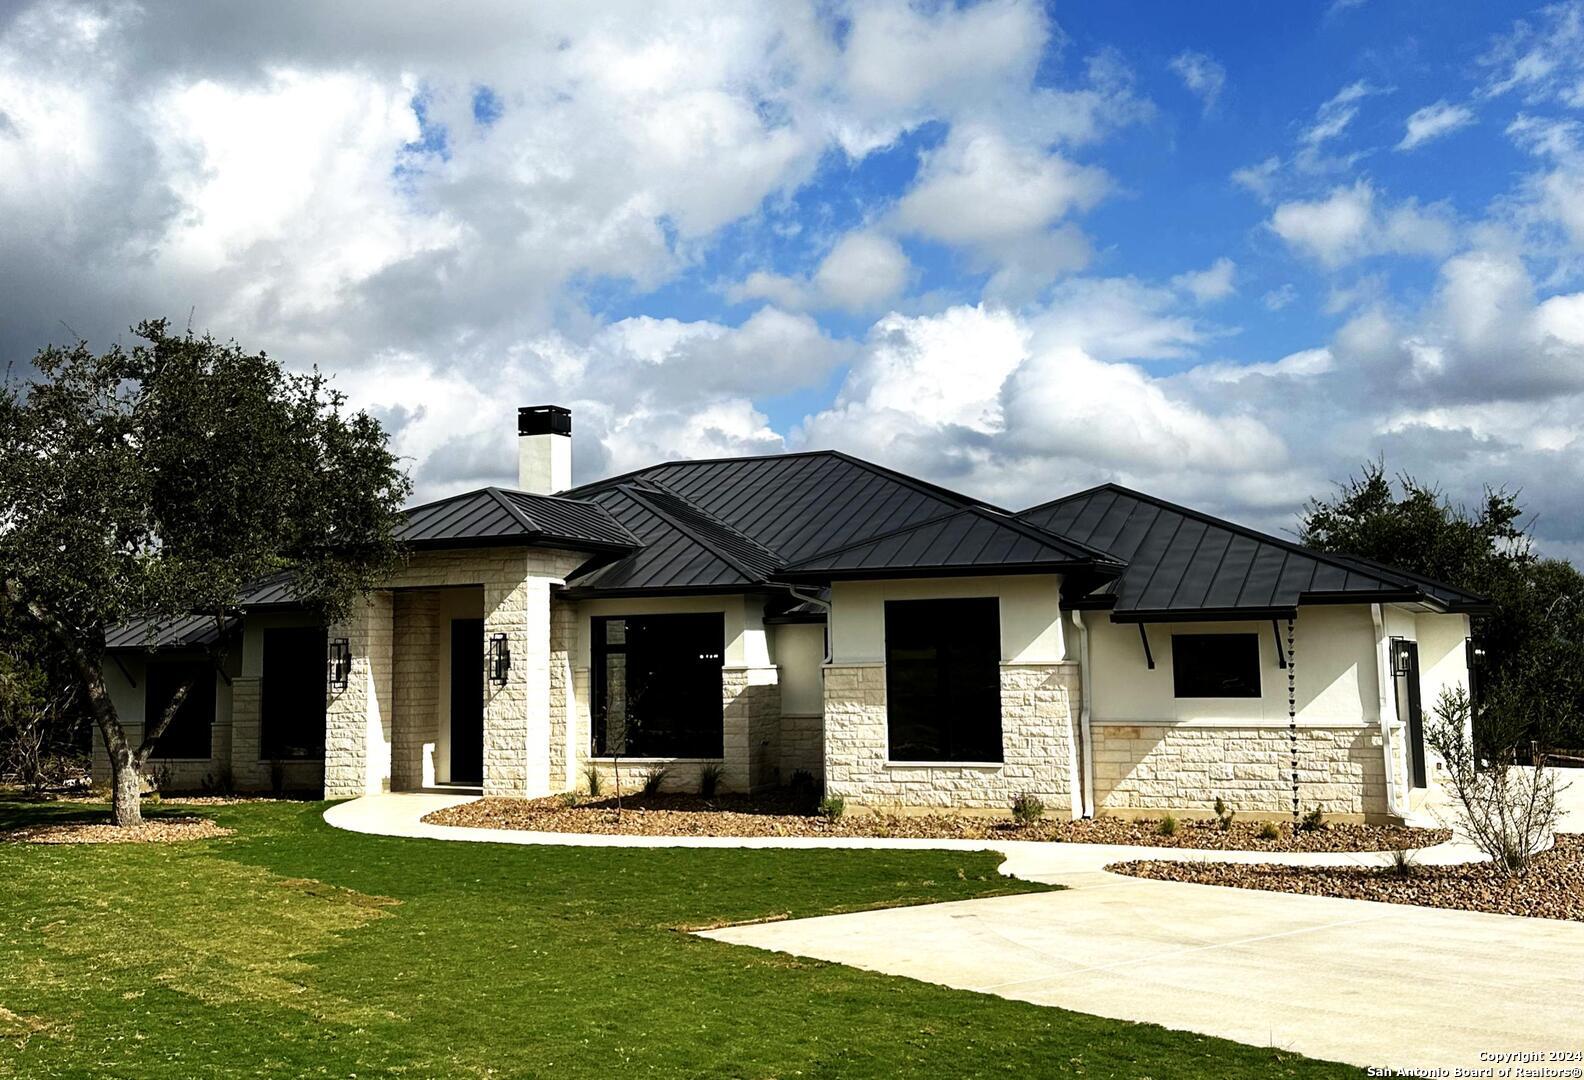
[1287,616,1299,826]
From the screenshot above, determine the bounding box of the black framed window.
[884,597,1002,762]
[1171,633,1261,698]
[592,614,724,757]
[262,627,328,760]
[145,660,215,759]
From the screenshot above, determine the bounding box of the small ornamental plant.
[640,765,670,796]
[1213,797,1235,832]
[1298,807,1326,833]
[1010,792,1046,826]
[582,763,604,796]
[1155,813,1178,837]
[1257,821,1281,841]
[818,794,846,821]
[698,762,725,799]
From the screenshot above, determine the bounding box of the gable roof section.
[399,486,639,553]
[1019,483,1487,619]
[565,450,981,564]
[779,505,1123,582]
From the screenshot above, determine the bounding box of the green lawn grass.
[0,799,1358,1078]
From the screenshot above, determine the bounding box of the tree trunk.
[110,748,143,827]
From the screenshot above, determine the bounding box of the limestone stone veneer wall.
[823,662,1080,810]
[1091,724,1388,818]
[578,667,781,795]
[324,546,587,799]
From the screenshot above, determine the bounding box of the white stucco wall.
[1087,606,1377,728]
[769,622,825,716]
[828,575,1067,664]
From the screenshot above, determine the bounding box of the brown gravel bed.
[1111,833,1584,922]
[424,794,1449,852]
[1,816,234,845]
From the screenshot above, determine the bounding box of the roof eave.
[772,560,1107,584]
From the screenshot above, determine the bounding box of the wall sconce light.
[1389,637,1412,678]
[489,633,511,685]
[328,638,353,692]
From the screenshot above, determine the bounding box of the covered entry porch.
[322,545,589,799]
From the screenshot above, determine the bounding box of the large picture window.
[1171,633,1262,698]
[261,627,328,760]
[884,597,1002,763]
[592,614,725,758]
[145,660,216,760]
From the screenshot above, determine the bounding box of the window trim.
[1170,631,1263,699]
[881,595,1005,765]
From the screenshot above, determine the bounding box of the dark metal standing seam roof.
[1019,484,1488,619]
[105,613,235,651]
[778,505,1124,581]
[566,450,979,563]
[398,486,639,552]
[562,486,775,594]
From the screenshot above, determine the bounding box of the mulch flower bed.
[1110,833,1584,922]
[0,816,233,845]
[425,793,1449,852]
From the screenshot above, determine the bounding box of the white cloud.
[1480,1,1584,105]
[1171,256,1237,303]
[728,229,911,313]
[1262,283,1298,310]
[1301,80,1379,147]
[1269,180,1456,267]
[1231,156,1281,200]
[1396,100,1475,151]
[1169,50,1225,113]
[892,125,1108,298]
[1184,347,1334,384]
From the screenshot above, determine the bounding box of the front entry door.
[1396,640,1428,789]
[450,618,484,785]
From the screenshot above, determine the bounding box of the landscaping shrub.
[582,763,604,796]
[788,769,819,815]
[640,766,670,796]
[1298,807,1326,833]
[1257,821,1281,841]
[1213,797,1235,831]
[698,762,725,799]
[1388,847,1416,878]
[1010,792,1045,825]
[818,795,845,821]
[1154,813,1178,837]
[1427,685,1561,877]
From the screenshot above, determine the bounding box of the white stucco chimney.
[517,405,572,494]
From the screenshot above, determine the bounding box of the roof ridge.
[613,483,774,584]
[628,479,786,564]
[557,449,842,500]
[973,505,1125,564]
[1024,482,1434,595]
[483,485,538,534]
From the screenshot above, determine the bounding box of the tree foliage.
[0,320,411,823]
[1300,461,1584,754]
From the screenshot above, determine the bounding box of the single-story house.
[97,405,1485,821]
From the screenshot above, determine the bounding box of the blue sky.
[2,1,1583,557]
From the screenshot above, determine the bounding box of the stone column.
[228,675,264,789]
[324,592,393,798]
[722,667,781,793]
[482,554,561,798]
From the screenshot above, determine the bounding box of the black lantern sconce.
[328,638,353,692]
[488,633,511,685]
[1389,637,1413,678]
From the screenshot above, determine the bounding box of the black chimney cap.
[518,405,571,437]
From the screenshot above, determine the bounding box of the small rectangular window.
[592,614,724,757]
[262,627,328,760]
[1171,633,1261,698]
[885,597,1002,762]
[145,660,216,759]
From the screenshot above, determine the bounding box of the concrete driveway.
[704,855,1584,1072]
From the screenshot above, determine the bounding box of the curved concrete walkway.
[325,793,1583,1071]
[323,792,1487,888]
